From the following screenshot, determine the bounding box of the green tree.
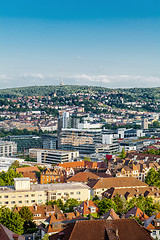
[113,194,127,215]
[0,177,5,186]
[98,199,116,215]
[41,234,49,240]
[145,168,158,186]
[0,168,23,186]
[84,157,91,162]
[11,160,20,169]
[64,198,79,212]
[92,195,100,206]
[119,148,126,159]
[153,121,160,128]
[46,199,65,211]
[19,206,33,221]
[0,207,24,235]
[126,196,155,217]
[129,216,143,225]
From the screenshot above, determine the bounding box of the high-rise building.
[63,112,70,128]
[142,118,148,130]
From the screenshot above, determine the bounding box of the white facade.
[29,148,79,164]
[78,121,102,129]
[0,157,25,172]
[0,141,17,157]
[63,112,70,128]
[102,133,118,145]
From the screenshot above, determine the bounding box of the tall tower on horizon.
[60,68,64,86]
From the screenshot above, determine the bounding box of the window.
[51,193,56,196]
[18,201,22,204]
[0,202,2,204]
[5,202,9,204]
[70,192,74,195]
[57,193,61,195]
[25,200,29,203]
[76,192,81,195]
[38,194,42,197]
[31,200,35,203]
[18,196,22,198]
[4,196,8,198]
[31,194,35,197]
[11,195,15,198]
[25,195,29,197]
[38,200,42,203]
[11,201,15,204]
[51,196,56,200]
[153,231,156,235]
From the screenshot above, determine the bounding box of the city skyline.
[0,0,160,89]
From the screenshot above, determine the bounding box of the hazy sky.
[0,0,160,89]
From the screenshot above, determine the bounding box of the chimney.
[115,226,119,237]
[13,234,19,240]
[90,215,94,220]
[75,210,79,217]
[34,204,37,211]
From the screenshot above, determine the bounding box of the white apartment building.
[0,141,17,157]
[0,157,25,172]
[0,178,90,209]
[29,148,79,164]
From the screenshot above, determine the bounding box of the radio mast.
[60,68,64,86]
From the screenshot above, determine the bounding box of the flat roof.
[0,182,90,193]
[29,148,79,154]
[14,178,30,181]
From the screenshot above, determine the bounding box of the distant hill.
[0,85,160,99]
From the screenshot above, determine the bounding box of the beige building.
[0,178,90,209]
[87,177,148,198]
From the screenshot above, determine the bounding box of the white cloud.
[74,56,85,60]
[20,73,45,79]
[0,74,12,80]
[0,72,160,89]
[69,74,160,87]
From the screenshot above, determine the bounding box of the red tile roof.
[50,219,154,240]
[67,172,100,183]
[0,223,25,240]
[16,166,40,173]
[87,177,148,189]
[125,206,149,221]
[74,200,99,215]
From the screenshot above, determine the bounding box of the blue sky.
[0,0,160,89]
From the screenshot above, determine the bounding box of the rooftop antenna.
[60,68,64,86]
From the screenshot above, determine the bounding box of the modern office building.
[0,141,17,157]
[60,128,119,154]
[0,178,90,209]
[42,134,58,149]
[5,135,42,152]
[29,148,79,164]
